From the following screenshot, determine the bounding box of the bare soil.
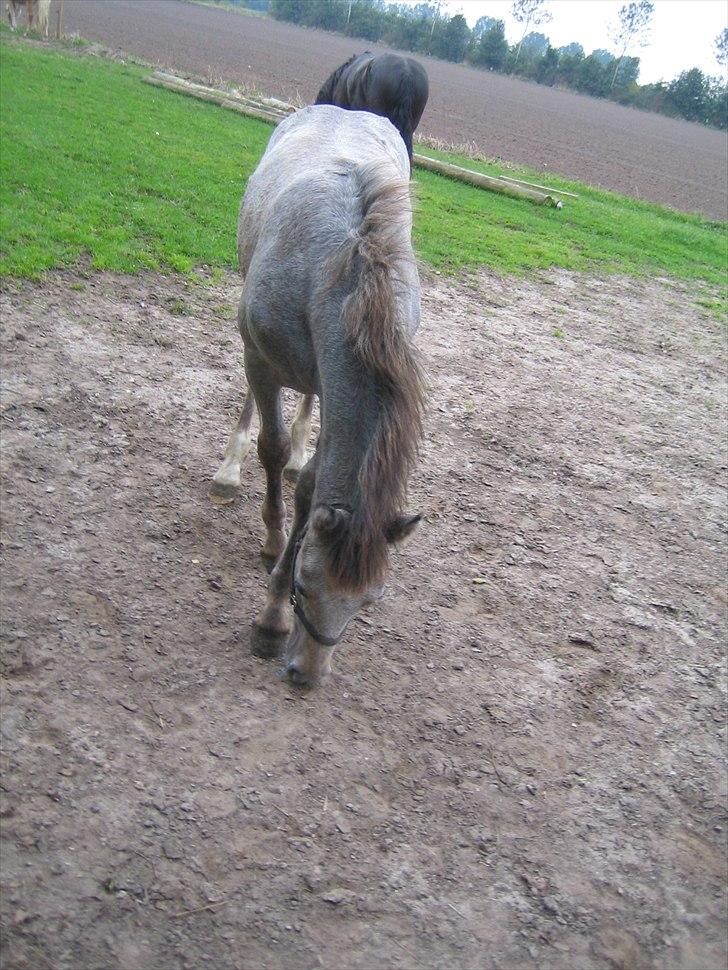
[58,0,728,220]
[1,265,726,969]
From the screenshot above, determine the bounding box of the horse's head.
[285,504,420,686]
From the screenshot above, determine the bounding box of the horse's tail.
[390,84,417,161]
[390,61,428,163]
[321,163,424,591]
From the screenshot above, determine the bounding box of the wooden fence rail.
[143,71,569,209]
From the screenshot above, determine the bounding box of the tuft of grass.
[212,302,234,316]
[168,298,191,315]
[1,36,726,301]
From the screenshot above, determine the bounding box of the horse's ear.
[385,513,422,546]
[311,504,351,535]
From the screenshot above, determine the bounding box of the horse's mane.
[316,162,424,592]
[314,52,371,105]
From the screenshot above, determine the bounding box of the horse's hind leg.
[210,390,255,505]
[247,354,291,572]
[284,393,315,482]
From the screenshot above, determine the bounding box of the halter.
[289,507,352,648]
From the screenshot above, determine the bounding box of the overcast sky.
[416,0,727,84]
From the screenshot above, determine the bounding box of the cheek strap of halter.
[289,506,353,648]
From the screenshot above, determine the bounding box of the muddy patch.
[1,267,726,969]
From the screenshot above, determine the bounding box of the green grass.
[413,144,727,289]
[0,38,270,276]
[1,37,726,301]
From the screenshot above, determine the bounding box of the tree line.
[231,0,727,130]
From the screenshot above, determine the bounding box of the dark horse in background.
[315,52,429,166]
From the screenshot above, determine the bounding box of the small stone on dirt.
[321,888,353,906]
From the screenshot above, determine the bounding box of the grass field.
[1,36,726,300]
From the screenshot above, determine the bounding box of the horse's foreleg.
[284,393,315,482]
[252,458,315,659]
[210,390,256,504]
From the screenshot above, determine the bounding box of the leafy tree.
[385,10,429,51]
[556,43,584,85]
[472,20,508,70]
[591,48,616,67]
[473,15,500,39]
[668,68,710,121]
[558,42,584,59]
[536,44,559,85]
[301,0,347,30]
[269,0,306,21]
[576,53,612,97]
[609,1,653,89]
[511,0,551,66]
[520,31,549,57]
[623,79,669,114]
[346,0,387,41]
[704,77,727,129]
[613,55,640,89]
[409,2,439,19]
[432,13,471,62]
[716,27,728,68]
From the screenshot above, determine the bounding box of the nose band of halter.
[291,597,346,648]
[289,506,353,649]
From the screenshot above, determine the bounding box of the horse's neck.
[314,352,380,509]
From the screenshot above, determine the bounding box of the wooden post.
[56,0,64,39]
[412,154,563,207]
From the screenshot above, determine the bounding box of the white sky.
[415,0,728,84]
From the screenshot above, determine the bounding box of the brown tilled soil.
[1,266,726,970]
[58,0,728,220]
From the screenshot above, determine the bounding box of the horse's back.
[237,106,409,274]
[236,106,417,388]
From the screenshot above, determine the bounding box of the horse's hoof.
[209,479,238,505]
[283,466,300,483]
[251,623,289,659]
[285,662,316,687]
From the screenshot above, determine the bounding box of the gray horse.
[212,105,424,685]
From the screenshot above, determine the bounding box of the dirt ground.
[57,0,728,221]
[1,262,726,969]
